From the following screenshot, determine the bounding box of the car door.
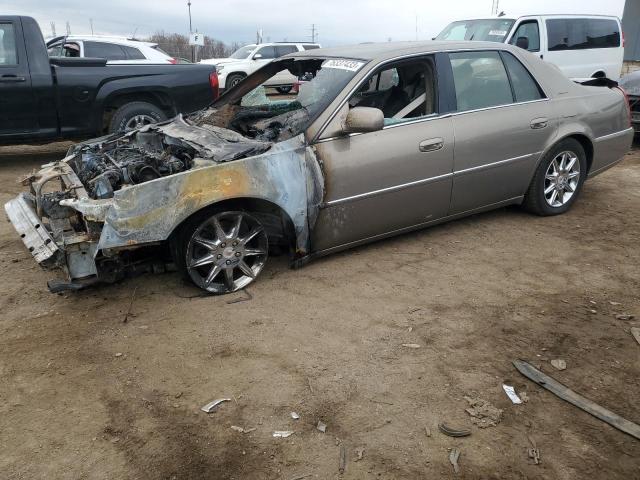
[448,50,556,215]
[311,54,455,253]
[0,19,36,136]
[507,17,543,58]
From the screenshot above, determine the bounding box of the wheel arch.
[537,132,595,174]
[100,90,176,132]
[168,196,298,255]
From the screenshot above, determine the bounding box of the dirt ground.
[0,141,639,480]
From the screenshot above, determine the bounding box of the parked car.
[619,70,640,134]
[46,35,178,64]
[0,16,219,144]
[4,41,633,294]
[436,15,624,79]
[200,42,321,92]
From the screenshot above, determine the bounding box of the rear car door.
[311,54,455,252]
[0,19,36,136]
[448,50,555,214]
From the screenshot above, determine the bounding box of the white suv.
[46,36,178,64]
[201,42,321,92]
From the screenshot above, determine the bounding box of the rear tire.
[522,138,587,216]
[108,101,166,133]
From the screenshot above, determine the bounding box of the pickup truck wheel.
[522,138,587,216]
[276,86,293,94]
[109,101,167,133]
[175,210,269,294]
[226,73,246,89]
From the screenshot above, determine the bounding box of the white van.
[436,15,624,80]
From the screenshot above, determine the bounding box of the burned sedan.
[5,41,634,294]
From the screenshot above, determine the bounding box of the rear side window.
[449,51,513,112]
[501,52,544,102]
[546,18,620,51]
[302,44,320,50]
[84,41,127,60]
[275,45,297,57]
[0,23,18,65]
[122,45,146,60]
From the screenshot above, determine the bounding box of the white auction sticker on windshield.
[489,30,507,36]
[323,59,365,71]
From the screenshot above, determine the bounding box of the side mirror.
[515,36,529,50]
[253,53,263,60]
[342,107,384,134]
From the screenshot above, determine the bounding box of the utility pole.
[66,21,71,35]
[50,21,56,37]
[188,1,194,62]
[89,18,94,35]
[310,24,317,43]
[415,15,418,41]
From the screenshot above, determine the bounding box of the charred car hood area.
[4,108,325,292]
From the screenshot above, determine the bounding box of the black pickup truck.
[0,16,218,145]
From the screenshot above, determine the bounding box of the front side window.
[256,46,276,59]
[449,51,513,112]
[275,45,297,57]
[436,19,515,42]
[501,52,544,102]
[546,18,621,51]
[84,41,127,60]
[509,21,540,52]
[349,57,437,125]
[0,23,18,65]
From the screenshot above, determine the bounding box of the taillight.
[615,86,632,128]
[168,58,178,64]
[209,72,220,100]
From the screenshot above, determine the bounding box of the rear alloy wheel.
[184,211,268,294]
[522,138,587,216]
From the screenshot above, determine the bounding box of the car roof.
[291,40,521,61]
[60,36,156,47]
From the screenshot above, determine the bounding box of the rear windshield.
[436,19,515,42]
[546,18,621,51]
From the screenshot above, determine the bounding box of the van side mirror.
[342,107,384,134]
[253,53,263,60]
[515,36,529,50]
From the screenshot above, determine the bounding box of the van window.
[501,52,544,102]
[546,18,620,51]
[449,51,513,112]
[275,45,297,57]
[84,41,128,60]
[0,23,18,65]
[509,21,540,52]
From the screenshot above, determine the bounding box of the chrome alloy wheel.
[124,114,156,132]
[185,212,268,294]
[544,151,581,208]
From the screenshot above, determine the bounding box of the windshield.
[230,45,256,59]
[202,58,366,142]
[436,19,515,42]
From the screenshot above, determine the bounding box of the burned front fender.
[96,135,324,256]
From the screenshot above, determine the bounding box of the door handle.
[0,75,26,83]
[419,138,444,152]
[530,118,548,129]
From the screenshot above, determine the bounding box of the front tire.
[174,210,269,294]
[108,101,166,133]
[225,73,246,89]
[522,138,587,216]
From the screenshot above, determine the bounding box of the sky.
[6,0,627,46]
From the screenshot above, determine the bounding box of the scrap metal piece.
[200,398,231,413]
[502,384,523,404]
[273,431,294,438]
[527,435,541,465]
[438,423,471,438]
[631,327,640,346]
[513,360,640,440]
[449,448,461,474]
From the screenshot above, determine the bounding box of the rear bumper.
[4,193,63,268]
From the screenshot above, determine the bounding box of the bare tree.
[146,31,240,61]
